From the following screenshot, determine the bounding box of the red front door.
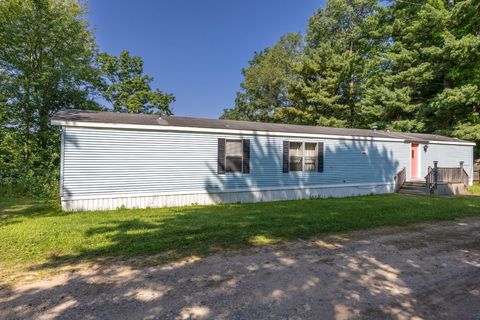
[411,144,419,179]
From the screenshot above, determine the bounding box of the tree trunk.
[39,103,49,149]
[23,74,32,164]
[443,77,452,89]
[348,40,355,128]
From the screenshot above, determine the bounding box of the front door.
[411,144,419,179]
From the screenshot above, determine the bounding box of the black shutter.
[283,140,289,173]
[218,138,226,174]
[318,142,324,172]
[242,139,250,173]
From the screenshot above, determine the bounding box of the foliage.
[98,50,175,114]
[0,0,100,197]
[0,1,175,198]
[221,33,302,122]
[292,0,385,128]
[470,182,480,195]
[223,0,480,153]
[0,129,60,201]
[366,0,480,136]
[2,194,480,279]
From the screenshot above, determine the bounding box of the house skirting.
[61,182,395,211]
[433,182,468,196]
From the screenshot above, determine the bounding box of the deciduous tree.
[99,50,175,114]
[0,0,100,164]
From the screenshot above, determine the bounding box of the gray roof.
[52,109,471,144]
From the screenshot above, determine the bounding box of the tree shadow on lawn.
[0,197,72,227]
[3,212,480,320]
[28,194,480,272]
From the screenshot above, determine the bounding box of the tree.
[222,0,384,128]
[221,33,302,122]
[99,50,175,114]
[0,0,102,197]
[0,0,101,164]
[361,0,480,140]
[431,0,480,141]
[291,0,384,128]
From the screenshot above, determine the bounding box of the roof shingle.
[52,109,471,144]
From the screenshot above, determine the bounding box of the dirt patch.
[1,218,480,319]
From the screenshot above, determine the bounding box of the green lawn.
[1,194,480,279]
[471,182,480,195]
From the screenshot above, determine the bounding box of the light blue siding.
[421,143,474,180]
[62,127,413,198]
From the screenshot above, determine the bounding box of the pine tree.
[361,0,480,138]
[290,0,384,127]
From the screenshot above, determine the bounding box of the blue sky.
[87,1,326,118]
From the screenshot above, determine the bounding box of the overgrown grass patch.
[1,194,480,279]
[471,183,480,195]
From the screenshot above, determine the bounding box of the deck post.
[459,161,467,188]
[433,161,438,190]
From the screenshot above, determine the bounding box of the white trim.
[61,182,396,211]
[418,143,422,178]
[51,120,405,143]
[60,128,65,197]
[60,181,392,201]
[427,140,476,146]
[51,120,476,146]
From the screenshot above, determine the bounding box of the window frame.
[289,141,304,172]
[303,142,318,172]
[225,139,244,173]
[288,141,318,172]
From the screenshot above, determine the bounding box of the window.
[218,139,250,174]
[289,142,303,171]
[304,143,318,171]
[225,140,243,173]
[285,141,323,172]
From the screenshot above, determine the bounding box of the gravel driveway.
[1,218,480,320]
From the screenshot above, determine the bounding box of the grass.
[471,182,480,195]
[1,194,480,280]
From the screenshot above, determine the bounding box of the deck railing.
[425,161,469,193]
[426,166,435,192]
[395,167,407,192]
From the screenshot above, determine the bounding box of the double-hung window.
[304,142,318,171]
[289,142,304,171]
[283,141,324,173]
[225,139,243,173]
[217,138,250,174]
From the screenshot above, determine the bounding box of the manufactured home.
[52,109,475,211]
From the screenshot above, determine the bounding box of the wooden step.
[404,181,426,187]
[398,188,429,195]
[397,180,430,195]
[401,185,427,191]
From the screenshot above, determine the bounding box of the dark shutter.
[283,140,289,173]
[218,138,226,174]
[317,142,324,172]
[242,139,250,173]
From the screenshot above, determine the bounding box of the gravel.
[1,218,480,320]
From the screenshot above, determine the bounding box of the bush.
[0,129,60,206]
[0,167,59,202]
